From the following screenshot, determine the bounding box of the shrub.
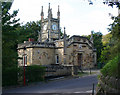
[2,65,45,86]
[2,67,18,86]
[101,54,120,78]
[25,65,45,83]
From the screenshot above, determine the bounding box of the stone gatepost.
[72,66,78,76]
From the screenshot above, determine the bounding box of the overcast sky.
[10,0,118,36]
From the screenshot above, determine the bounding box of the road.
[3,74,98,94]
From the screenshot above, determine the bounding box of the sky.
[10,0,118,36]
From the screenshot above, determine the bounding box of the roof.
[17,41,55,49]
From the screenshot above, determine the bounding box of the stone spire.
[57,5,60,19]
[39,6,44,42]
[50,8,53,18]
[57,5,60,40]
[41,6,44,20]
[64,27,67,64]
[64,27,66,38]
[48,3,50,12]
[90,31,93,43]
[48,3,52,18]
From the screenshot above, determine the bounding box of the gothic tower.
[39,3,60,42]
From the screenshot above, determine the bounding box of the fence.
[18,65,73,85]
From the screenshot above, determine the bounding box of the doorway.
[78,53,83,68]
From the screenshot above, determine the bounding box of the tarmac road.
[3,74,98,94]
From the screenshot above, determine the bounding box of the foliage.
[100,33,112,64]
[100,45,111,64]
[2,2,20,68]
[2,2,41,68]
[103,1,120,8]
[100,14,120,77]
[16,21,41,43]
[100,15,120,65]
[93,32,103,62]
[2,2,43,86]
[86,0,120,7]
[108,16,120,57]
[87,31,103,63]
[2,65,45,86]
[25,65,45,83]
[2,67,18,86]
[102,33,112,46]
[101,54,120,78]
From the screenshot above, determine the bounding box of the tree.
[105,15,120,59]
[87,31,103,63]
[103,1,120,8]
[16,20,41,43]
[100,33,112,64]
[100,4,120,80]
[2,2,20,68]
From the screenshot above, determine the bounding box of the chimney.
[28,38,34,42]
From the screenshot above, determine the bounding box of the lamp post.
[23,46,26,86]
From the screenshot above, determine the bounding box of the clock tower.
[39,3,60,42]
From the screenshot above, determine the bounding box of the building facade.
[18,3,97,70]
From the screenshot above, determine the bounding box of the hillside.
[102,33,112,46]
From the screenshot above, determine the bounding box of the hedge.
[25,65,45,83]
[2,67,18,86]
[2,65,45,86]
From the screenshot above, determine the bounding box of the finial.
[48,3,51,14]
[41,6,44,20]
[49,3,50,9]
[64,27,66,34]
[64,27,65,31]
[41,6,43,12]
[41,6,44,18]
[58,5,60,12]
[57,5,60,18]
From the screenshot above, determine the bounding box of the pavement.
[2,70,100,94]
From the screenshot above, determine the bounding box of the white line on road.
[74,90,96,94]
[74,91,85,93]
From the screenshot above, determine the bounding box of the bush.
[25,65,45,83]
[2,67,18,86]
[101,54,120,78]
[2,65,45,86]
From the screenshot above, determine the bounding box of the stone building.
[18,3,97,70]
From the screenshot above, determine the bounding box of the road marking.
[86,90,93,93]
[74,91,85,93]
[86,90,96,95]
[49,77,64,80]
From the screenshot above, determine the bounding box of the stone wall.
[32,48,55,65]
[44,65,72,77]
[96,73,120,94]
